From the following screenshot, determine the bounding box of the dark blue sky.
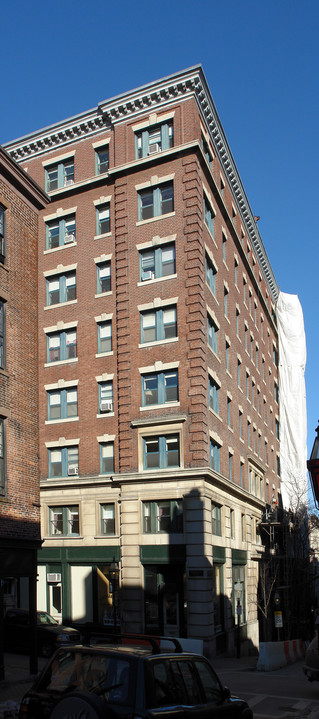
[2,0,318,457]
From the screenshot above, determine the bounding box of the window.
[100,503,115,534]
[207,314,218,354]
[275,418,280,440]
[0,206,5,263]
[95,146,109,175]
[203,195,215,237]
[232,206,236,225]
[227,397,231,428]
[97,321,112,354]
[234,257,238,286]
[100,442,114,474]
[247,420,251,447]
[0,418,6,494]
[47,328,77,363]
[205,254,216,294]
[47,387,78,421]
[237,359,241,388]
[277,455,281,477]
[201,135,213,167]
[236,308,240,337]
[136,121,173,158]
[143,499,182,533]
[210,439,221,473]
[230,509,234,538]
[140,243,175,281]
[241,514,245,541]
[225,340,230,372]
[274,381,279,404]
[246,371,249,399]
[222,232,227,262]
[97,262,111,294]
[49,505,79,536]
[46,215,76,250]
[209,376,219,414]
[0,301,5,369]
[46,329,74,365]
[138,182,174,221]
[224,286,228,317]
[48,446,79,477]
[239,410,243,439]
[243,276,247,304]
[143,434,180,470]
[45,159,74,192]
[240,461,244,487]
[47,272,76,306]
[229,453,232,480]
[142,370,178,406]
[212,503,222,536]
[220,176,225,196]
[96,203,110,235]
[98,381,113,413]
[141,306,177,344]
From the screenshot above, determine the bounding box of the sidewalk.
[0,653,46,717]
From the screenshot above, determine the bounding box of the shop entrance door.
[49,582,62,622]
[144,565,183,636]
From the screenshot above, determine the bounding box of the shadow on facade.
[66,487,257,658]
[0,515,41,676]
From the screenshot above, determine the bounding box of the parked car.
[18,634,253,719]
[303,635,319,682]
[4,608,81,658]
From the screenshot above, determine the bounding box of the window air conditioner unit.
[100,400,113,413]
[47,573,61,583]
[64,234,75,244]
[68,465,78,476]
[149,143,160,154]
[64,179,74,187]
[142,271,154,281]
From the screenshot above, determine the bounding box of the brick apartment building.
[5,66,283,656]
[0,148,47,634]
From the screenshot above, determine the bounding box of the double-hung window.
[208,376,219,414]
[100,503,115,535]
[96,203,110,236]
[141,306,177,344]
[0,301,5,369]
[99,442,114,474]
[0,418,6,495]
[203,195,215,237]
[210,439,221,473]
[47,329,77,363]
[205,254,216,295]
[47,272,76,306]
[142,370,178,407]
[207,314,218,354]
[49,505,79,536]
[47,388,78,421]
[48,446,79,477]
[138,182,174,221]
[97,262,111,294]
[46,215,76,250]
[95,146,109,175]
[140,243,175,281]
[98,381,113,413]
[135,121,173,158]
[45,159,74,192]
[143,434,180,470]
[0,206,5,263]
[142,499,183,533]
[97,321,112,354]
[201,135,213,167]
[212,503,222,536]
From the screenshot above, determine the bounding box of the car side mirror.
[222,686,231,700]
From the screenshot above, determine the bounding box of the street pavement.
[1,651,319,718]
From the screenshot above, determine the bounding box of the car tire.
[50,692,108,719]
[40,640,54,658]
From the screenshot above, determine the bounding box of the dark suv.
[19,634,253,719]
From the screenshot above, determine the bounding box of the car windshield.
[38,650,133,706]
[37,612,58,625]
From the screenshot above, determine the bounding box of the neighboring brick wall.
[0,179,41,539]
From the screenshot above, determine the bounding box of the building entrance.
[144,565,184,637]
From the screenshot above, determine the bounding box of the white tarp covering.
[277,291,307,510]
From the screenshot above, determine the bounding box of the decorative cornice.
[3,64,279,302]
